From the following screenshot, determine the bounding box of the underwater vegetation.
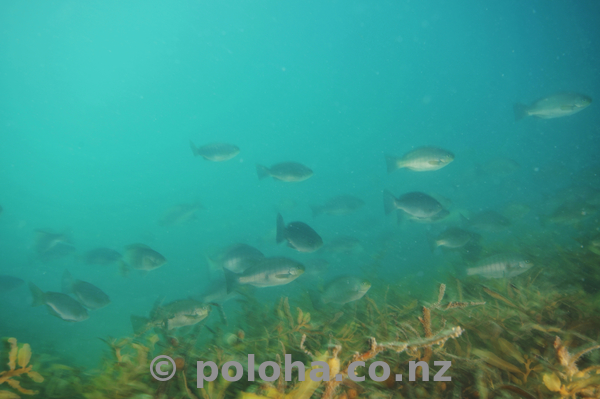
[3,240,600,399]
[0,338,44,398]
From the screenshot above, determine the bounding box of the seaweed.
[0,338,44,398]
[3,238,600,399]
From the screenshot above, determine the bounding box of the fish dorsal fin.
[150,296,165,317]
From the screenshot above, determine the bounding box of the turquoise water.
[0,0,598,369]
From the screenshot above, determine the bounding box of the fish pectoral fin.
[275,273,290,279]
[428,160,441,165]
[560,105,575,111]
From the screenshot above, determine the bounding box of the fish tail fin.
[256,164,270,180]
[204,253,221,281]
[513,103,529,121]
[396,210,404,225]
[28,282,45,307]
[223,268,239,294]
[61,270,74,294]
[466,268,477,276]
[131,315,151,336]
[385,154,401,173]
[383,190,397,215]
[276,213,286,243]
[309,290,324,311]
[189,140,199,156]
[310,205,323,218]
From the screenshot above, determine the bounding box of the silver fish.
[514,93,592,120]
[225,256,305,293]
[209,243,265,274]
[461,211,511,232]
[545,201,597,225]
[83,248,122,265]
[276,213,323,252]
[385,146,454,173]
[29,282,89,322]
[303,259,330,277]
[131,298,211,335]
[434,228,476,249]
[256,162,313,182]
[467,253,533,279]
[123,244,167,272]
[384,190,443,219]
[310,195,365,217]
[33,230,76,262]
[159,202,204,227]
[311,276,371,309]
[403,208,450,224]
[323,236,363,254]
[196,280,241,303]
[189,141,240,161]
[62,270,110,310]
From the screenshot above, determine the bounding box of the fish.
[323,236,363,254]
[131,298,211,335]
[0,275,25,293]
[29,282,89,322]
[461,211,511,232]
[196,280,241,303]
[82,248,122,265]
[433,228,477,249]
[122,244,167,272]
[383,190,443,219]
[310,276,371,309]
[61,270,110,310]
[276,213,323,252]
[403,208,451,224]
[310,195,365,217]
[514,93,592,120]
[159,202,204,227]
[303,259,330,277]
[544,201,597,225]
[256,162,313,182]
[467,253,533,279]
[209,243,265,274]
[385,147,454,173]
[189,141,240,161]
[502,202,531,220]
[33,230,76,261]
[224,256,305,293]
